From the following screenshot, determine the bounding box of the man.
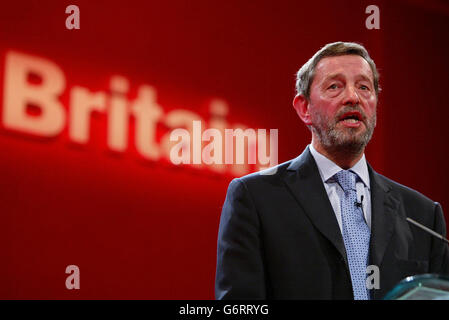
[215,42,449,300]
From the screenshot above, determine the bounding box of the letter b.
[3,51,66,137]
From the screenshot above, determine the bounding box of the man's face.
[308,55,377,154]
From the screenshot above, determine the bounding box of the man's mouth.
[338,111,363,124]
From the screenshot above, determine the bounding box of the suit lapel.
[368,166,399,272]
[283,147,349,267]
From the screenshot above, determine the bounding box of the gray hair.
[295,42,381,99]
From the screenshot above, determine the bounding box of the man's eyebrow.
[356,74,373,83]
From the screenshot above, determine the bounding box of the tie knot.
[334,170,357,192]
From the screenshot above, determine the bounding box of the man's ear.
[293,94,312,126]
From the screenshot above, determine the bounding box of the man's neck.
[311,140,364,170]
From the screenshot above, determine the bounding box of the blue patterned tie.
[334,170,370,300]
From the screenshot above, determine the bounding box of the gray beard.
[310,107,376,155]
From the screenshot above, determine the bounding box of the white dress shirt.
[309,144,372,232]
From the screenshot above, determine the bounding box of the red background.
[0,0,448,299]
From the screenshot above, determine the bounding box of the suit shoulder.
[376,173,437,207]
[235,159,293,187]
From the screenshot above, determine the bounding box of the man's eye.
[328,84,338,89]
[360,85,369,90]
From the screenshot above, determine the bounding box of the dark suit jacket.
[215,146,449,299]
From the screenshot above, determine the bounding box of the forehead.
[314,55,374,83]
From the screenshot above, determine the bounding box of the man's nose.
[342,85,360,106]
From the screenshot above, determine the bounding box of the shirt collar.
[309,144,370,189]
